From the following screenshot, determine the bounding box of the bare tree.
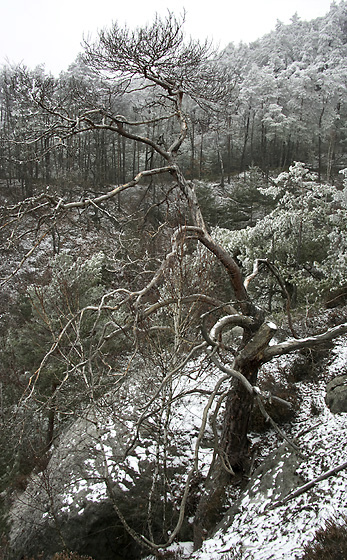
[2,12,347,554]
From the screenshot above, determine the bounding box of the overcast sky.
[1,0,335,76]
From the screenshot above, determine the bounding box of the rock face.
[7,364,208,560]
[325,374,347,412]
[214,444,305,537]
[8,409,151,560]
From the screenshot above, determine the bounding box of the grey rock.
[7,365,195,560]
[214,444,304,535]
[325,374,347,413]
[8,408,149,560]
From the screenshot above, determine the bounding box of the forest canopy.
[1,2,347,188]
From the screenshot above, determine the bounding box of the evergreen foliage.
[302,516,347,560]
[1,3,347,186]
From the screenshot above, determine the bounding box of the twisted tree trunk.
[193,322,277,549]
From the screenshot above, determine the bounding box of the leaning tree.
[2,12,347,553]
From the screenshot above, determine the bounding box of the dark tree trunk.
[46,381,58,452]
[240,111,250,173]
[193,323,276,549]
[193,373,256,548]
[318,103,325,183]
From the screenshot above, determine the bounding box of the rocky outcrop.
[8,408,152,560]
[214,444,305,537]
[7,366,206,560]
[325,374,347,413]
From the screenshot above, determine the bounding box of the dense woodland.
[1,3,347,560]
[1,1,347,190]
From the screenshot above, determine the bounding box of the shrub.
[302,516,347,559]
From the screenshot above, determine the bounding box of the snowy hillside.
[148,335,347,560]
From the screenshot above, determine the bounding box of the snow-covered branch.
[263,322,347,362]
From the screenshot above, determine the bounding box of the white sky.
[1,0,335,76]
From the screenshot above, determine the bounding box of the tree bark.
[193,322,276,549]
[193,363,257,549]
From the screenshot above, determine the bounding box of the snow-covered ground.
[182,336,347,560]
[192,412,347,560]
[146,335,347,560]
[10,328,347,560]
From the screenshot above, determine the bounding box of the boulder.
[8,408,151,560]
[214,444,304,536]
[325,374,347,413]
[7,365,208,560]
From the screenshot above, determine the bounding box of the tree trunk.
[318,103,325,183]
[226,115,232,184]
[216,131,225,188]
[46,381,58,452]
[193,373,256,549]
[240,110,250,173]
[193,322,276,549]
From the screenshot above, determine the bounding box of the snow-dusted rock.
[8,408,151,560]
[325,374,347,413]
[215,444,304,536]
[8,359,217,560]
[191,404,347,559]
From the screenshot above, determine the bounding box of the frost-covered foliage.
[213,163,347,308]
[220,2,347,174]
